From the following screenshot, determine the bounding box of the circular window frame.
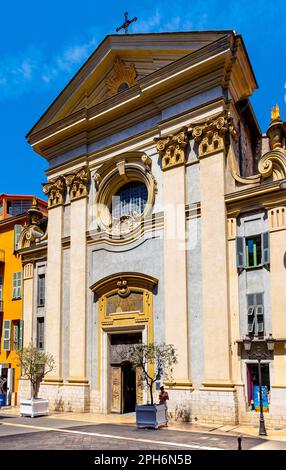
[94,154,156,234]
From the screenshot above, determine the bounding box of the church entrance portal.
[110,333,142,414]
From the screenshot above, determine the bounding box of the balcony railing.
[0,249,5,263]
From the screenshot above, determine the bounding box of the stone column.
[155,128,190,385]
[42,177,66,383]
[66,168,89,384]
[192,112,238,388]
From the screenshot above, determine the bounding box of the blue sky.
[1,0,285,198]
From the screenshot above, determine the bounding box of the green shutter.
[3,320,11,351]
[262,232,270,265]
[12,272,21,299]
[236,237,245,268]
[19,320,24,350]
[14,322,19,349]
[14,224,23,251]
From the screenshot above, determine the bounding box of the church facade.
[19,31,286,427]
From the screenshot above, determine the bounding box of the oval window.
[111,181,148,218]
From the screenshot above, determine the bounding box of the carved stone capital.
[191,111,238,158]
[43,176,66,207]
[66,167,90,201]
[154,127,188,170]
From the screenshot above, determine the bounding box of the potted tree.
[128,342,177,429]
[16,342,55,418]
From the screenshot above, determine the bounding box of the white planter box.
[20,398,49,418]
[136,403,168,429]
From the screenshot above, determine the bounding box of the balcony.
[0,250,4,263]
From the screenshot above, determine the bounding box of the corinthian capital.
[154,127,188,170]
[191,111,238,158]
[43,176,66,207]
[65,167,90,201]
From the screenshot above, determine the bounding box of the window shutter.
[256,305,264,334]
[14,322,19,349]
[14,224,23,251]
[0,275,3,301]
[248,317,255,334]
[19,320,24,350]
[3,320,11,351]
[262,232,270,265]
[12,272,21,299]
[236,237,245,268]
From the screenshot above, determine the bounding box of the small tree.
[128,342,177,406]
[16,343,55,399]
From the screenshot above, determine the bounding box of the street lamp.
[243,333,275,437]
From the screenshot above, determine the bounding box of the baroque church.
[18,30,286,426]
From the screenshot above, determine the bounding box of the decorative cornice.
[191,111,238,158]
[43,176,66,207]
[65,167,90,201]
[154,127,188,170]
[106,56,137,97]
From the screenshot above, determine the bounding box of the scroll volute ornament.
[154,127,188,170]
[43,176,66,207]
[191,111,238,158]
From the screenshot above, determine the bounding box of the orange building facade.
[0,194,47,406]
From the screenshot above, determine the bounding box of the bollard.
[237,436,242,451]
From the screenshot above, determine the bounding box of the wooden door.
[111,366,122,413]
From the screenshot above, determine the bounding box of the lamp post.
[243,334,275,436]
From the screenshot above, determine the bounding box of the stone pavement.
[0,408,286,450]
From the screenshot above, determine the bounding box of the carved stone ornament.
[65,167,90,201]
[43,176,66,207]
[154,127,189,170]
[258,150,286,181]
[267,104,285,151]
[106,56,137,97]
[17,198,46,249]
[191,111,238,158]
[117,278,130,298]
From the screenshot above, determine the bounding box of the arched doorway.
[122,361,136,413]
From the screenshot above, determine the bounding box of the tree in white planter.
[128,342,177,428]
[16,342,55,417]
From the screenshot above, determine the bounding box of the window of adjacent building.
[12,272,21,299]
[3,320,11,351]
[13,320,23,350]
[37,273,45,307]
[111,181,148,219]
[36,317,45,350]
[7,200,31,216]
[0,202,3,217]
[236,232,270,269]
[14,224,23,251]
[247,293,264,336]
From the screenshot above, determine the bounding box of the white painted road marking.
[1,422,223,450]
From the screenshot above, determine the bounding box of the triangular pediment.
[27,31,233,138]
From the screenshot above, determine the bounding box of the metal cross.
[116,12,137,34]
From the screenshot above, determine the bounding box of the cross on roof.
[116,12,137,34]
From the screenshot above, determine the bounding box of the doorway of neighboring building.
[247,363,270,412]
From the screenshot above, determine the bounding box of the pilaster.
[66,167,89,384]
[42,177,66,383]
[192,112,237,388]
[155,128,191,385]
[22,263,34,347]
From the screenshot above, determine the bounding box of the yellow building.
[0,195,47,405]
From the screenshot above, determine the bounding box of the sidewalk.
[1,406,286,442]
